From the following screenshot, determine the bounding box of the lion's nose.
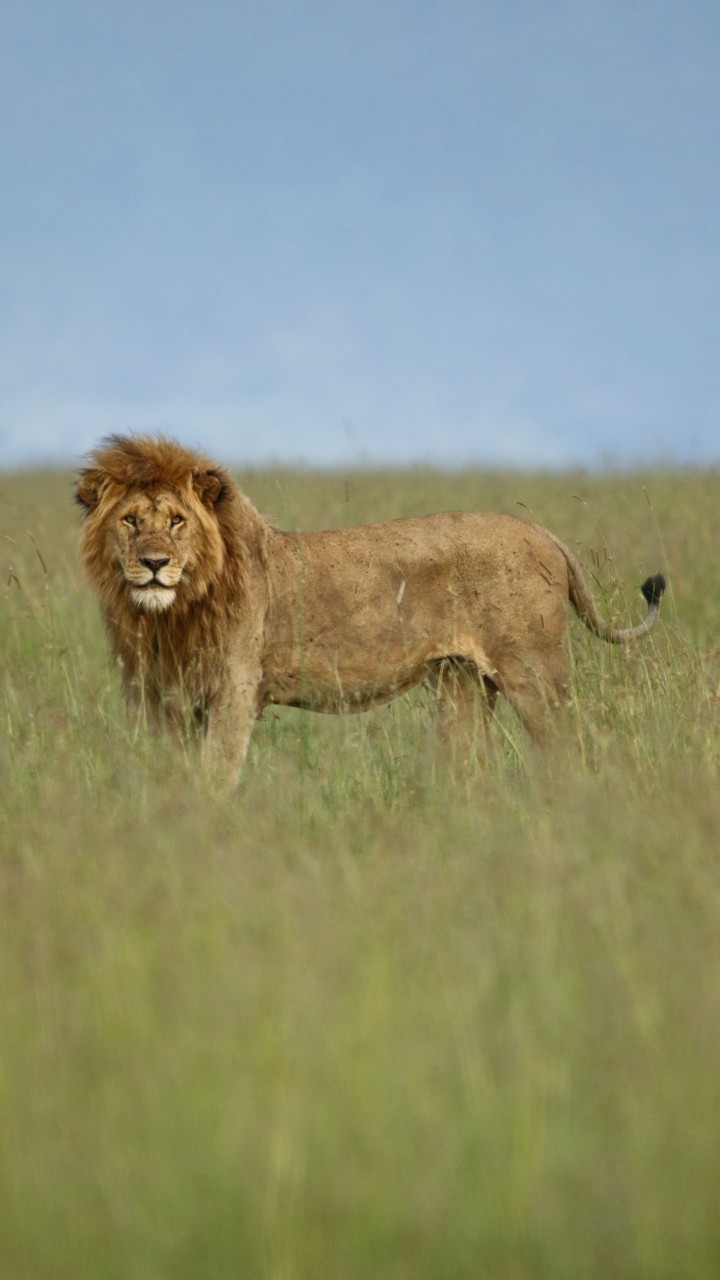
[140,556,170,574]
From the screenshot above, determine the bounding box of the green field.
[2,463,720,1280]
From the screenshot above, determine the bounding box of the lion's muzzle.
[127,556,182,611]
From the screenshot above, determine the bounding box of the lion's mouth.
[129,580,179,611]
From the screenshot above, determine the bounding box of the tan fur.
[77,434,664,789]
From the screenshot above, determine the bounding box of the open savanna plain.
[2,461,720,1280]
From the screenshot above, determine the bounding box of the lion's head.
[94,487,215,612]
[75,434,258,618]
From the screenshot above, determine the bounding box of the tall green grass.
[2,464,720,1279]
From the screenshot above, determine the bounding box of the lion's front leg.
[121,665,164,737]
[202,667,261,793]
[122,666,192,751]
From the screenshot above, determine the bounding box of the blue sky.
[2,0,719,468]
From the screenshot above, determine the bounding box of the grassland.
[2,462,720,1280]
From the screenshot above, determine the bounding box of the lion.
[75,433,665,789]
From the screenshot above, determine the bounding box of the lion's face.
[112,489,202,612]
[77,435,254,629]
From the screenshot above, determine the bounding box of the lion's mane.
[76,434,268,700]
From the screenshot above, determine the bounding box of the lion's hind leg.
[492,650,570,748]
[427,656,499,767]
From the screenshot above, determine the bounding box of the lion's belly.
[259,641,435,713]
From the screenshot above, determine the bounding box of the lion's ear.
[75,468,106,512]
[193,468,229,507]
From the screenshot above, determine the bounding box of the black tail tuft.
[640,573,666,608]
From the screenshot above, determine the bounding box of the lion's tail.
[547,532,666,645]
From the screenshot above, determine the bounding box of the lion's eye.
[170,514,185,527]
[122,514,137,527]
